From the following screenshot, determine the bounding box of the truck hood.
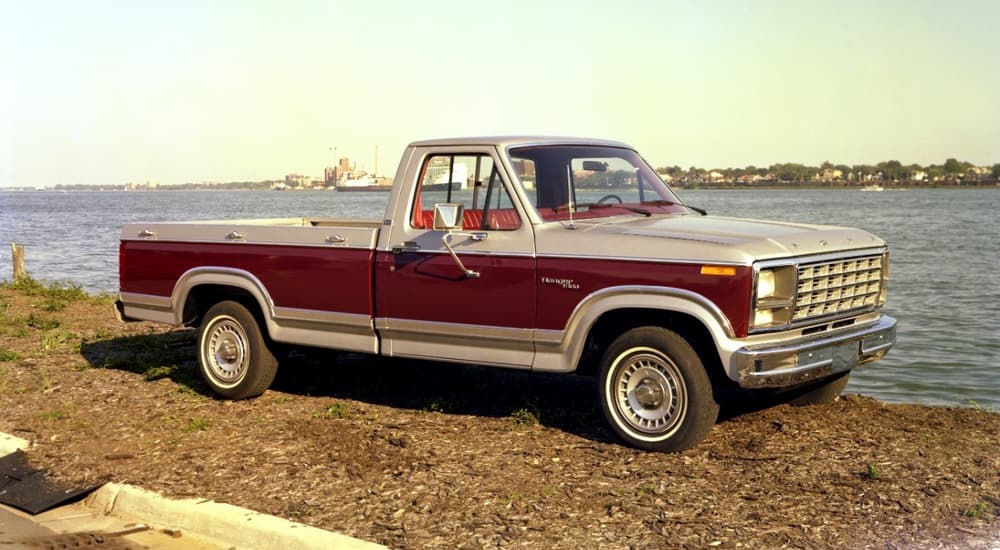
[538,214,886,264]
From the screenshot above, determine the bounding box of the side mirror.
[433,203,464,231]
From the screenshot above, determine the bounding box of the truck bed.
[120,218,381,248]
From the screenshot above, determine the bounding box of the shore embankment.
[0,280,998,548]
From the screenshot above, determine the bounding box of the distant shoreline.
[3,181,998,192]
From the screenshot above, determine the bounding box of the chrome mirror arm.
[442,231,486,278]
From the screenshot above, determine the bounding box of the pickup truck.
[117,136,896,452]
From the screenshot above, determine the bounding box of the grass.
[509,406,541,429]
[422,400,455,414]
[636,483,659,497]
[0,349,22,362]
[185,417,213,432]
[863,462,881,481]
[316,401,354,419]
[40,410,67,422]
[89,331,205,395]
[3,277,89,312]
[26,313,61,331]
[961,501,990,520]
[967,400,996,413]
[504,491,523,508]
[41,329,74,351]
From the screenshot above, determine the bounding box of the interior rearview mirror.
[582,160,607,172]
[433,203,464,231]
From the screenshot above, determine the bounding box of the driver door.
[374,146,537,367]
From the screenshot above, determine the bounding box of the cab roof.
[407,136,634,150]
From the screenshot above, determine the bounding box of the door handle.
[391,241,421,254]
[326,234,346,244]
[226,231,245,240]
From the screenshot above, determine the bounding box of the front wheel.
[198,300,278,399]
[598,327,719,452]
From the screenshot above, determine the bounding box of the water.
[2,188,998,409]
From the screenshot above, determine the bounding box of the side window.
[411,154,521,231]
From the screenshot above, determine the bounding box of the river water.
[2,188,998,409]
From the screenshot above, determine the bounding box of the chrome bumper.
[734,316,897,389]
[113,299,139,323]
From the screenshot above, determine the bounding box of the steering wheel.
[597,194,623,204]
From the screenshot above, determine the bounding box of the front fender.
[532,285,733,374]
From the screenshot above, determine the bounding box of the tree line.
[655,158,1000,183]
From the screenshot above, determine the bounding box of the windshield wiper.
[588,203,652,217]
[641,199,707,216]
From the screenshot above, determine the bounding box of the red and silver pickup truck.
[117,136,896,452]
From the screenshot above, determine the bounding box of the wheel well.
[576,308,732,390]
[182,285,266,329]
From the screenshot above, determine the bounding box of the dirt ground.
[1,283,998,549]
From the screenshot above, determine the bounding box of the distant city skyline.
[2,0,998,187]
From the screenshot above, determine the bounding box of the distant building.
[284,174,312,188]
[324,166,338,186]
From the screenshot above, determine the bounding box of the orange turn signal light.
[700,265,737,276]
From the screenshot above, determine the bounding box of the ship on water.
[336,173,392,192]
[333,145,393,191]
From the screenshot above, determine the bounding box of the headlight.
[756,270,776,300]
[751,266,796,331]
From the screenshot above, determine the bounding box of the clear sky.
[2,0,998,186]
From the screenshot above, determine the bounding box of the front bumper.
[734,315,896,388]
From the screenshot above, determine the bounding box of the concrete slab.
[1,432,384,550]
[87,483,385,550]
[0,433,29,456]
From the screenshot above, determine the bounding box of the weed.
[962,502,990,520]
[143,366,174,381]
[317,401,354,419]
[185,417,212,432]
[504,491,523,508]
[161,415,180,428]
[967,400,995,413]
[41,329,73,350]
[93,327,115,341]
[89,292,117,306]
[864,463,881,480]
[423,400,452,414]
[26,313,60,331]
[636,483,659,497]
[6,277,87,299]
[510,407,540,429]
[0,349,22,362]
[41,410,66,422]
[40,297,69,312]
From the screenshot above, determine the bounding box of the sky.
[1,0,998,187]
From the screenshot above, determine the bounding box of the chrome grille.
[793,255,883,321]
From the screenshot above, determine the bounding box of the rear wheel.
[598,327,719,452]
[198,300,278,399]
[788,372,850,406]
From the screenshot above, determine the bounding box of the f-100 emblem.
[541,276,580,290]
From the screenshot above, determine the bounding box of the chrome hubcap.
[612,348,687,435]
[204,316,248,385]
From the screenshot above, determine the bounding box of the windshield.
[507,145,688,222]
